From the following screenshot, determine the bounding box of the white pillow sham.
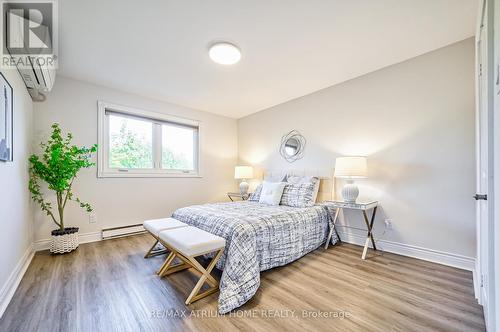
[248,174,287,201]
[258,181,287,206]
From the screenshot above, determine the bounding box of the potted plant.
[29,123,97,254]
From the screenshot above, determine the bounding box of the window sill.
[97,171,202,178]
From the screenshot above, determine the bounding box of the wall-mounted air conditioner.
[6,14,56,101]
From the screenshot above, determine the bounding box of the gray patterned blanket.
[172,201,337,314]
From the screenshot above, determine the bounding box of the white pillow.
[286,175,321,202]
[259,181,287,206]
[249,174,287,201]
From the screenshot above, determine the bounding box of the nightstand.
[227,192,249,201]
[323,200,379,259]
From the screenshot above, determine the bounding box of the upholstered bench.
[157,226,226,305]
[143,218,188,258]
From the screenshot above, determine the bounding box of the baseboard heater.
[102,223,147,240]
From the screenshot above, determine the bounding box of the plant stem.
[48,211,61,229]
[57,192,64,231]
[62,177,75,209]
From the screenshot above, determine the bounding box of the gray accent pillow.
[248,184,263,201]
[280,182,316,208]
[286,175,320,202]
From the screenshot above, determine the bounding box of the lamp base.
[341,181,359,203]
[239,180,249,195]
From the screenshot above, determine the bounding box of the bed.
[172,171,338,314]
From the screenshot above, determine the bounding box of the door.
[494,0,500,328]
[475,0,494,328]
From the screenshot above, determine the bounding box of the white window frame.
[97,101,202,178]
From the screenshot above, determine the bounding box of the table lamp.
[334,156,367,203]
[234,166,254,195]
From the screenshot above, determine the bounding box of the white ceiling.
[58,0,477,119]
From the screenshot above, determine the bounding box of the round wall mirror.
[280,130,306,162]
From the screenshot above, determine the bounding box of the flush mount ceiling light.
[209,42,241,65]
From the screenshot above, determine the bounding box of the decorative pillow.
[248,184,262,201]
[280,182,316,208]
[248,174,287,201]
[286,175,320,203]
[259,181,287,206]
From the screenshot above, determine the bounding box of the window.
[98,101,200,177]
[109,114,153,169]
[161,124,196,171]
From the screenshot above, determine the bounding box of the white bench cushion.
[143,218,187,237]
[159,226,226,257]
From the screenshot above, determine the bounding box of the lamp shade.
[334,157,367,178]
[234,166,253,179]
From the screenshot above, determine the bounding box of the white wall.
[0,69,33,314]
[33,77,237,243]
[238,38,476,258]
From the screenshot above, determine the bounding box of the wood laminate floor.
[0,234,484,332]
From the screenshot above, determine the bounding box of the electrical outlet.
[89,213,97,224]
[384,219,393,230]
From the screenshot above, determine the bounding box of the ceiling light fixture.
[209,42,241,65]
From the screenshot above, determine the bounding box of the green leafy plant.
[29,123,97,231]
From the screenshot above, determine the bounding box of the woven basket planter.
[50,227,79,254]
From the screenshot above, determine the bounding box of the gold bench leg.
[157,251,176,275]
[158,249,191,277]
[162,262,191,276]
[157,240,224,305]
[157,246,193,276]
[189,287,219,303]
[145,237,168,258]
[185,253,219,287]
[144,239,159,258]
[185,248,224,305]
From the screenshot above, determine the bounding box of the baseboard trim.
[34,231,103,251]
[337,230,475,271]
[0,244,35,319]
